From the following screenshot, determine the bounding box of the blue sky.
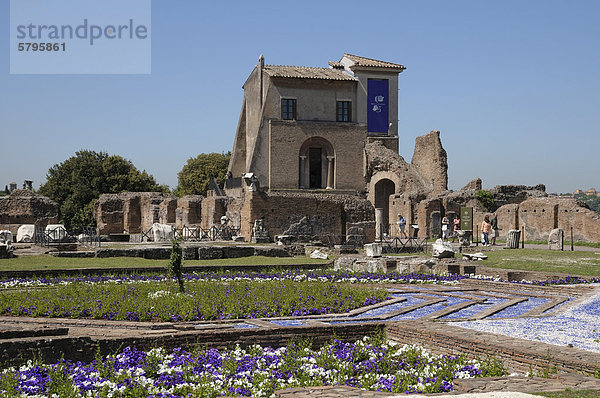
[1,0,598,193]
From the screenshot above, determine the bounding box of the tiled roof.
[263,65,355,81]
[328,61,344,69]
[342,53,406,70]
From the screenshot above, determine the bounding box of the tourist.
[441,215,450,241]
[452,217,460,243]
[396,214,407,238]
[481,215,492,246]
[490,212,499,245]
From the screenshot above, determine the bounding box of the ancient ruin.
[91,54,600,243]
[0,189,59,234]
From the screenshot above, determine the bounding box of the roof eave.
[348,65,406,73]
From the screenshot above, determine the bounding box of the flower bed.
[0,336,505,397]
[0,279,388,322]
[0,270,468,289]
[2,270,597,291]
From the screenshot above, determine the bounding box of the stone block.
[198,246,223,259]
[364,243,382,258]
[95,248,144,258]
[432,239,454,259]
[222,246,255,258]
[0,230,13,243]
[143,247,171,260]
[50,251,95,258]
[548,228,564,251]
[152,223,174,242]
[17,224,35,243]
[310,249,328,259]
[253,246,290,257]
[182,246,198,260]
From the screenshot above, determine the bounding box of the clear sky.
[1,0,599,194]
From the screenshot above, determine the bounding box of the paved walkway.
[275,374,600,396]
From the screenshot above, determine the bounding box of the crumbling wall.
[0,190,59,233]
[410,130,448,193]
[492,197,600,243]
[123,195,141,233]
[416,198,443,238]
[461,178,482,191]
[489,184,546,208]
[240,191,374,242]
[495,204,519,238]
[365,141,428,195]
[95,192,177,235]
[516,198,558,241]
[159,198,177,225]
[139,193,177,231]
[95,194,125,235]
[175,195,204,228]
[200,196,230,229]
[557,198,600,242]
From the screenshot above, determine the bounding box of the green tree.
[168,239,184,293]
[39,150,167,231]
[175,152,231,197]
[476,189,495,212]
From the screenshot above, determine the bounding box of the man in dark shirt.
[490,212,499,245]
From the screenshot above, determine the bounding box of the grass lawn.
[483,249,600,276]
[0,255,329,272]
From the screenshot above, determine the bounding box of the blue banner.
[367,79,389,133]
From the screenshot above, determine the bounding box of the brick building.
[228,54,405,192]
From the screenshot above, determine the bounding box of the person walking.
[481,215,492,247]
[441,215,450,241]
[396,214,407,238]
[490,212,499,245]
[452,217,461,243]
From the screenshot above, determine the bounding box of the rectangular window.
[336,101,351,122]
[281,98,296,120]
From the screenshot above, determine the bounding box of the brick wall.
[0,323,384,367]
[175,195,204,228]
[491,197,600,243]
[268,120,367,191]
[240,191,376,242]
[201,196,229,229]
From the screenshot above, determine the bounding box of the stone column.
[375,208,384,241]
[299,156,307,188]
[506,229,521,249]
[326,156,335,189]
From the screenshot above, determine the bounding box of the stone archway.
[373,178,395,236]
[368,171,403,238]
[299,137,335,189]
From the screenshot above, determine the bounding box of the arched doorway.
[299,137,335,189]
[374,178,395,235]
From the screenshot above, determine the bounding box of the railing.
[34,225,71,247]
[379,236,428,254]
[78,227,101,247]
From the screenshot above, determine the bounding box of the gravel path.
[456,285,600,353]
